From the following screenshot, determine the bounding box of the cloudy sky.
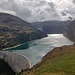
[0,0,75,22]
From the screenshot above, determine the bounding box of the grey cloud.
[0,0,61,22]
[0,0,74,22]
[48,2,55,11]
[0,0,33,21]
[72,0,75,4]
[48,2,59,18]
[17,8,32,19]
[65,6,75,20]
[39,1,47,6]
[61,12,67,16]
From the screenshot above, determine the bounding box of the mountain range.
[31,21,71,34]
[0,13,47,50]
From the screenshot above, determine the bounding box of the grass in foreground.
[19,45,75,75]
[35,53,75,75]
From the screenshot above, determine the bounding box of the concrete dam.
[0,51,31,73]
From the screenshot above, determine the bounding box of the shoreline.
[1,42,26,51]
[1,37,47,51]
[1,35,48,51]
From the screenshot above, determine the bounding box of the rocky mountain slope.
[19,44,75,75]
[0,13,47,50]
[64,20,75,42]
[31,21,71,34]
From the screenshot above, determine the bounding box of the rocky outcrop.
[0,13,47,50]
[64,20,75,42]
[0,52,31,73]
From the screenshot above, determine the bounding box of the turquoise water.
[6,34,74,65]
[6,43,29,51]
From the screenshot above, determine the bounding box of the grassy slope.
[19,45,75,75]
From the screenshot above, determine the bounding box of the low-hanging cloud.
[0,0,75,22]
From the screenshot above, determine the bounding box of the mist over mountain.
[31,21,71,34]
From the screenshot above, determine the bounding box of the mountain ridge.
[0,13,47,50]
[31,20,71,34]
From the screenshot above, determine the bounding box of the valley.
[0,13,75,75]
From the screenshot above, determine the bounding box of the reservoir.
[6,34,74,66]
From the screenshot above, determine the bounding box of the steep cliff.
[64,20,75,42]
[0,13,47,50]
